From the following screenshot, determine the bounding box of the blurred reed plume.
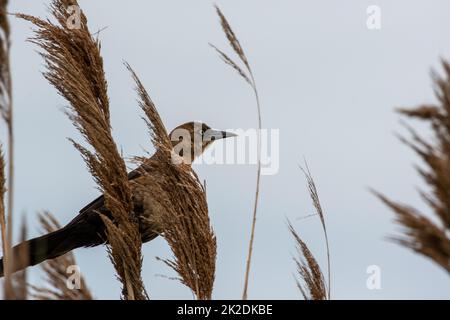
[16,0,147,299]
[127,64,216,300]
[375,60,450,274]
[288,221,327,300]
[211,5,262,300]
[0,0,14,298]
[31,212,93,300]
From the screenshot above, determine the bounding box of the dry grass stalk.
[288,221,327,300]
[374,60,450,274]
[31,212,92,300]
[1,216,28,300]
[211,5,262,300]
[128,65,217,300]
[0,147,7,294]
[8,218,28,299]
[0,148,5,255]
[0,0,14,298]
[301,164,331,298]
[16,0,147,299]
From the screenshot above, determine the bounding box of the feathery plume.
[288,221,327,300]
[16,0,147,299]
[127,65,217,299]
[300,164,331,298]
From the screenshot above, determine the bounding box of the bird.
[0,121,237,277]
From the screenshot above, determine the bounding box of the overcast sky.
[1,0,449,299]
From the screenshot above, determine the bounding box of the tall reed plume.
[31,212,92,300]
[127,64,216,300]
[301,165,331,298]
[287,166,330,300]
[211,5,262,300]
[288,221,327,300]
[16,0,147,299]
[375,60,450,274]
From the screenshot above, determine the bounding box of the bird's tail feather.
[0,222,98,277]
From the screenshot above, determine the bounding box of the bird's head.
[169,121,237,164]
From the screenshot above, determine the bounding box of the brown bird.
[0,121,237,277]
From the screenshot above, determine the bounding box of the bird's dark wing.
[61,163,152,247]
[78,167,144,214]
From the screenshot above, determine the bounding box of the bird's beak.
[205,129,238,141]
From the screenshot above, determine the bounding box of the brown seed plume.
[288,221,327,300]
[300,164,331,298]
[16,0,147,299]
[127,65,217,300]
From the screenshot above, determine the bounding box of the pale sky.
[1,0,449,299]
